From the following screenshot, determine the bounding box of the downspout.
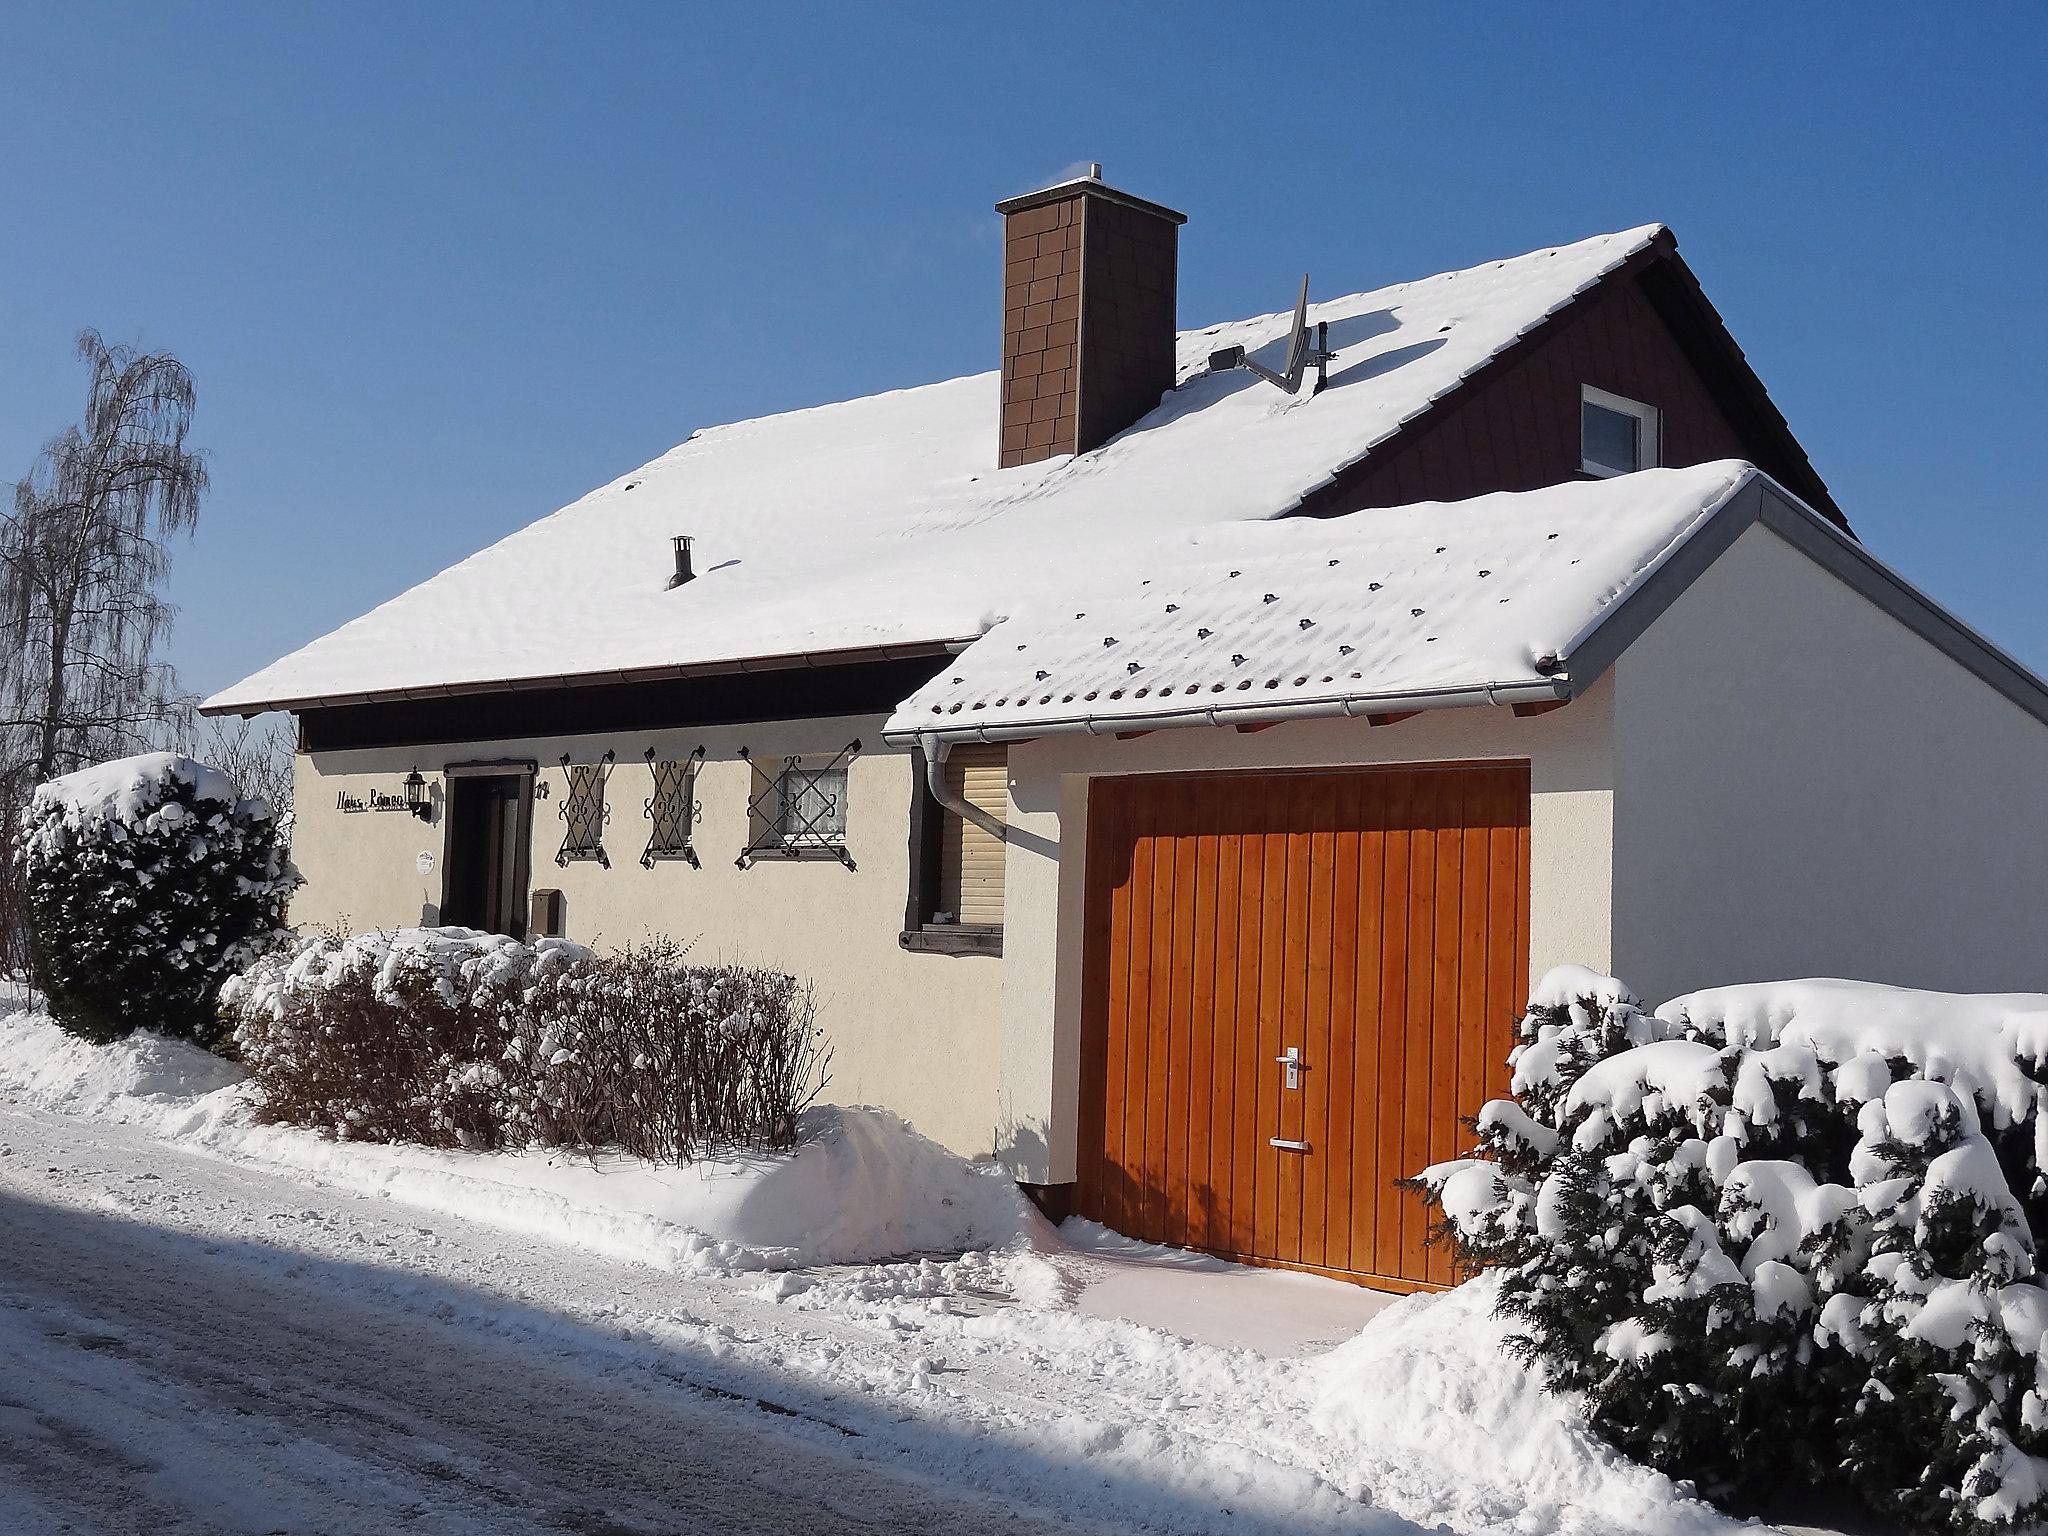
[920,733,1007,841]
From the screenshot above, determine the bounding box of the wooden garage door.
[1075,763,1530,1289]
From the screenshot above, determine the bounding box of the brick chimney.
[995,165,1186,469]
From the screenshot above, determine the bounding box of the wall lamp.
[404,768,433,821]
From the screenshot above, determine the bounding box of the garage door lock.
[1276,1046,1305,1090]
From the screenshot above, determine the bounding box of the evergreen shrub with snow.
[221,929,830,1160]
[1419,967,2048,1533]
[23,752,295,1048]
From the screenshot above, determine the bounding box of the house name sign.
[337,787,411,814]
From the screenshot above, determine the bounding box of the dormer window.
[1581,386,1661,478]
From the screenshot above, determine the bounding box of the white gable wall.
[1610,519,2048,1001]
[995,684,1615,1184]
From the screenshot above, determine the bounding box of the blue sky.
[1,5,2043,699]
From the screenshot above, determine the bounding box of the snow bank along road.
[0,1107,1104,1535]
[0,1099,1433,1536]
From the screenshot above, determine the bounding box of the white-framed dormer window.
[1580,385,1661,478]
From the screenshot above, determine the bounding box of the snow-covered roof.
[884,463,1758,742]
[206,225,1666,715]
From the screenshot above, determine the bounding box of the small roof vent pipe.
[1086,161,1102,180]
[667,534,695,589]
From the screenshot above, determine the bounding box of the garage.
[1074,762,1530,1288]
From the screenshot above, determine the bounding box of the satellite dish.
[1207,275,1336,396]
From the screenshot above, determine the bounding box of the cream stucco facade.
[291,715,1005,1158]
[287,512,2048,1187]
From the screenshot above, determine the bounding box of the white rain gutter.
[919,734,1008,841]
[891,675,1572,750]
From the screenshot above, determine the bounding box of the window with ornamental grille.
[737,741,859,869]
[641,748,702,868]
[778,765,846,845]
[555,752,613,867]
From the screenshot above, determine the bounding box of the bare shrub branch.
[225,934,832,1161]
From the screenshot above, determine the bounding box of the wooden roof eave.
[199,637,972,720]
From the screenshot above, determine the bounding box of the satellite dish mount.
[1207,275,1334,396]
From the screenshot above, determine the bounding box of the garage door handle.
[1270,1137,1310,1153]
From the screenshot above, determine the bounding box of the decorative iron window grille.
[555,751,614,867]
[641,746,704,868]
[736,740,860,870]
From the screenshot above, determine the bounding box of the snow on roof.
[206,225,1665,714]
[885,462,1758,742]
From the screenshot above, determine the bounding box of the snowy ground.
[0,999,1786,1536]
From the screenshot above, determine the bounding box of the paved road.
[0,1108,1096,1536]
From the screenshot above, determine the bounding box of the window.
[640,747,702,868]
[902,743,1006,955]
[778,764,848,847]
[555,752,614,867]
[737,741,860,869]
[938,745,1007,927]
[1580,385,1660,478]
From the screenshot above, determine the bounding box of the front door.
[442,772,531,938]
[1075,763,1530,1289]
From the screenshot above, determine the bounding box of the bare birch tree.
[188,711,296,827]
[0,330,207,975]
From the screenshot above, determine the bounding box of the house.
[205,170,2048,1290]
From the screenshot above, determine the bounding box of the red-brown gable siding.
[1300,269,1764,519]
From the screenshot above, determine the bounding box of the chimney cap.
[995,169,1186,225]
[666,532,695,589]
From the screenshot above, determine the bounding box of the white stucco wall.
[1610,519,2048,1002]
[291,716,1004,1158]
[995,685,1616,1182]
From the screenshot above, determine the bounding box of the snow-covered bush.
[510,940,831,1160]
[224,927,580,1147]
[1418,969,2048,1533]
[223,929,830,1159]
[24,752,295,1048]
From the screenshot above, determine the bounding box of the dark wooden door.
[442,773,531,938]
[1075,763,1530,1289]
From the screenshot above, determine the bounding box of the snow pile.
[1420,966,2048,1534]
[31,750,247,831]
[223,925,591,1019]
[0,998,1032,1272]
[24,752,295,1049]
[1313,1275,1733,1536]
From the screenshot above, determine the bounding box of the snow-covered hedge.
[24,752,295,1048]
[222,929,831,1160]
[1419,968,2048,1534]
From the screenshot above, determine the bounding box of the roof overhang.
[887,472,2048,749]
[200,638,972,720]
